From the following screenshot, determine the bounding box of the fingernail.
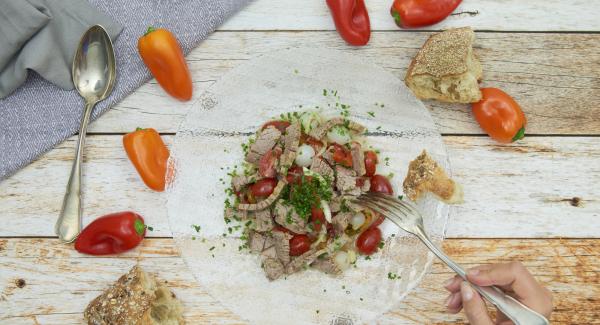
[461,281,473,301]
[444,294,453,307]
[443,278,454,287]
[467,268,479,276]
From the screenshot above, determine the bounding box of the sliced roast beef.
[260,246,277,259]
[311,256,342,275]
[252,209,274,232]
[245,126,281,165]
[248,231,268,253]
[262,257,285,281]
[278,122,301,174]
[231,173,261,192]
[335,165,358,193]
[258,146,282,178]
[237,180,287,211]
[273,230,293,265]
[350,142,366,176]
[285,249,322,275]
[309,117,366,140]
[224,207,248,220]
[332,212,352,233]
[310,157,334,180]
[273,200,308,234]
[320,147,335,165]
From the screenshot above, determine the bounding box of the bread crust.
[403,150,463,204]
[405,27,482,103]
[84,266,184,325]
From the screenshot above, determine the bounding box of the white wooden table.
[2,1,600,323]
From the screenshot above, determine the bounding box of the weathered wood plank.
[0,135,598,238]
[91,31,600,135]
[220,0,600,31]
[1,238,598,324]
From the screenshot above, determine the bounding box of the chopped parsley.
[367,111,375,117]
[284,175,332,220]
[191,224,201,232]
[378,241,385,249]
[397,195,403,200]
[209,246,215,251]
[146,226,154,231]
[294,69,299,74]
[365,256,372,260]
[388,272,400,280]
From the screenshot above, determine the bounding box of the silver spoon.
[55,25,116,242]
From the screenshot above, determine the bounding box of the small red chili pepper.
[390,0,462,28]
[74,211,146,255]
[326,0,371,46]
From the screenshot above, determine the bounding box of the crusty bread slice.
[84,266,184,325]
[405,27,482,104]
[403,150,464,204]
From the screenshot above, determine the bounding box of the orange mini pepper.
[123,128,170,191]
[472,88,527,143]
[138,27,192,101]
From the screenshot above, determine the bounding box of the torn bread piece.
[84,265,184,325]
[405,27,482,103]
[403,150,463,204]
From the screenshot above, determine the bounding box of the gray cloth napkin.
[0,0,123,98]
[0,0,250,180]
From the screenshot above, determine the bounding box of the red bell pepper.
[74,211,146,255]
[326,0,371,46]
[390,0,462,28]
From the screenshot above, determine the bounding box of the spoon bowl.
[56,25,116,242]
[72,25,116,103]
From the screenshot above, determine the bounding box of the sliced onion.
[322,200,332,223]
[351,212,366,230]
[347,250,357,264]
[295,144,315,167]
[327,126,351,145]
[333,251,351,270]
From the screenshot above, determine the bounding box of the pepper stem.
[144,26,156,36]
[134,219,146,236]
[512,126,526,142]
[391,10,402,27]
[136,127,144,131]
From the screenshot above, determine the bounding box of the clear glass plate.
[166,48,450,324]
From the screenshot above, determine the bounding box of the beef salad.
[224,112,395,281]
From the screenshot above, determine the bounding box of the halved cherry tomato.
[370,174,393,194]
[355,177,366,188]
[289,235,311,256]
[356,226,382,255]
[364,150,378,176]
[371,211,385,227]
[249,178,278,197]
[286,165,304,184]
[262,120,291,133]
[305,136,324,153]
[258,148,281,178]
[472,88,527,144]
[310,207,327,232]
[330,144,353,167]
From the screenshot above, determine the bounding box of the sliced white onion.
[295,144,315,167]
[333,251,351,270]
[300,111,322,133]
[327,126,351,145]
[322,200,332,223]
[347,250,357,264]
[351,212,366,230]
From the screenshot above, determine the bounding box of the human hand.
[443,261,553,325]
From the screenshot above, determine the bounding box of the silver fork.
[353,193,549,325]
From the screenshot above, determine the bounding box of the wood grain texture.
[219,0,600,31]
[91,31,600,135]
[1,135,598,238]
[1,238,598,324]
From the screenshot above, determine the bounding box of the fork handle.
[412,226,549,325]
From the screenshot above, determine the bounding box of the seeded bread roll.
[84,266,184,325]
[405,27,482,104]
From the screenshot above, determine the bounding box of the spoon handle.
[56,102,95,243]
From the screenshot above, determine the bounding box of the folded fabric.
[0,0,123,98]
[0,0,250,181]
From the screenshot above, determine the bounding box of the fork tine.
[367,193,420,218]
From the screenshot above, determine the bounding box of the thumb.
[460,281,494,325]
